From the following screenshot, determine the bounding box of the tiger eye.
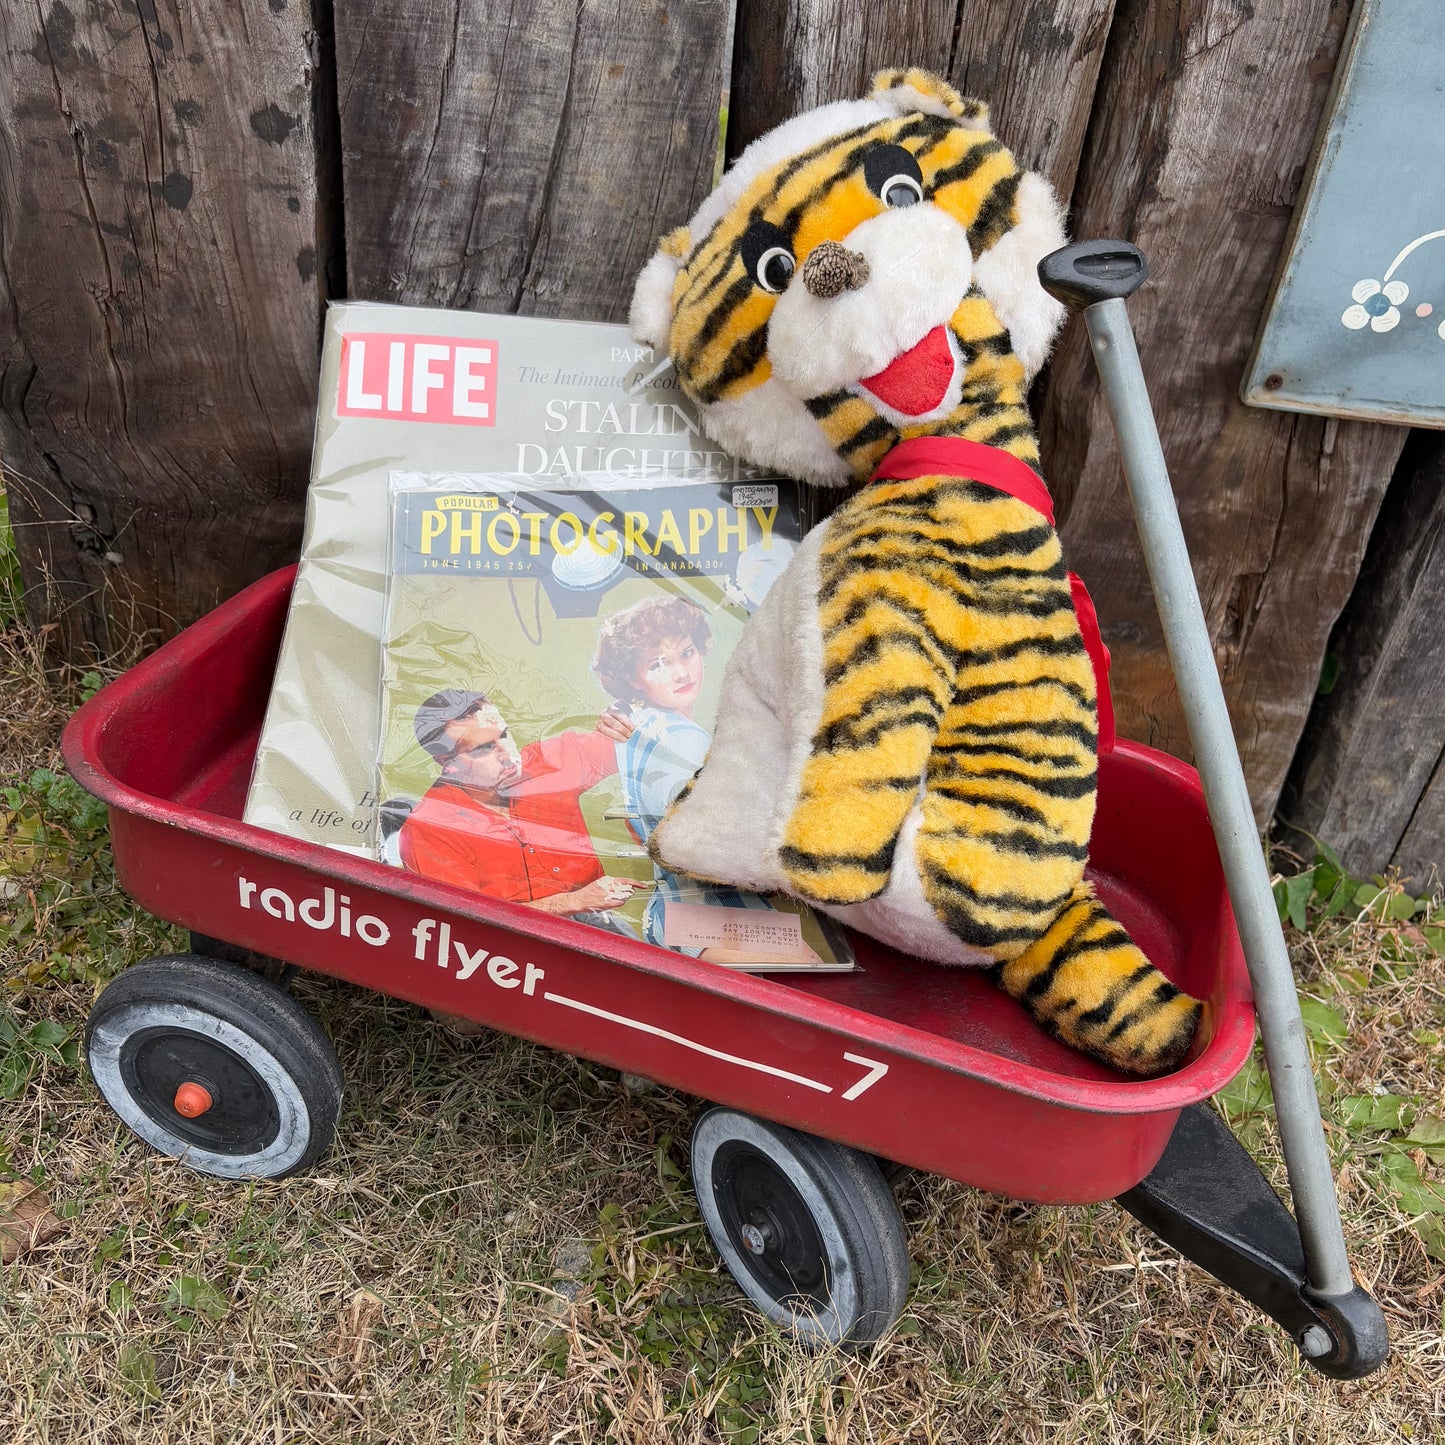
[740,220,796,294]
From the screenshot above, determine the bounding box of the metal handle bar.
[1038,242,1355,1296]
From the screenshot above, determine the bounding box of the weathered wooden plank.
[1035,0,1408,824]
[0,0,327,656]
[1281,430,1445,884]
[334,0,731,320]
[728,0,1115,199]
[945,0,1116,199]
[1396,756,1445,889]
[728,0,955,154]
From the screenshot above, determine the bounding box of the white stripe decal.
[841,1053,890,1100]
[542,992,834,1094]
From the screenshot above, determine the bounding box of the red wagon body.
[63,564,1255,1205]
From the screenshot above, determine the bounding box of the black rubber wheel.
[84,954,343,1179]
[690,1108,910,1347]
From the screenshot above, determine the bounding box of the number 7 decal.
[841,1052,889,1101]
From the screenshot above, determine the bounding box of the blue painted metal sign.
[1243,0,1445,426]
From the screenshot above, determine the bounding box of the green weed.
[1226,839,1445,1264]
[1,766,179,988]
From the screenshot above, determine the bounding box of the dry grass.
[2,962,1441,1445]
[2,507,1442,1444]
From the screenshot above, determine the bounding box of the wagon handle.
[1039,241,1389,1378]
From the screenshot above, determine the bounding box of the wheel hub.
[711,1141,828,1305]
[118,1026,280,1154]
[173,1081,214,1118]
[740,1222,769,1255]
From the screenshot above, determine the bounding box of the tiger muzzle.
[801,242,870,299]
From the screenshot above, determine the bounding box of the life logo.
[337,333,499,426]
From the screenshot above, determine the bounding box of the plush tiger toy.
[629,69,1201,1075]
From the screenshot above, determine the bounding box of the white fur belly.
[650,523,829,892]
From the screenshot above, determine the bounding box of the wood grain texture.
[728,0,1115,198]
[1281,431,1445,884]
[0,0,326,654]
[334,0,730,320]
[947,0,1116,198]
[1034,0,1408,823]
[728,0,956,154]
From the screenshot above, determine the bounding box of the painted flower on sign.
[1341,278,1409,332]
[1340,229,1445,338]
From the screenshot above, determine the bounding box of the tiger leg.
[778,617,953,906]
[995,883,1201,1075]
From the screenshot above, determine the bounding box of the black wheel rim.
[711,1140,829,1309]
[118,1027,281,1155]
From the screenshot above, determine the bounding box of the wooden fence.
[0,0,1437,875]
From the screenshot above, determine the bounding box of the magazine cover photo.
[377,474,854,972]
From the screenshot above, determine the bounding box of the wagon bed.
[63,562,1255,1207]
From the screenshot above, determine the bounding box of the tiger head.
[630,69,1068,486]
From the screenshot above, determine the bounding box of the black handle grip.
[1038,239,1148,308]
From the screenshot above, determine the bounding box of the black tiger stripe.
[962,717,1100,748]
[973,419,1036,450]
[677,272,757,373]
[921,786,1056,828]
[778,840,897,875]
[822,627,961,685]
[949,633,1088,668]
[931,743,1093,776]
[1104,981,1187,1043]
[945,766,1098,800]
[967,170,1022,254]
[836,414,898,458]
[949,673,1095,710]
[831,516,1058,562]
[916,869,1076,915]
[924,906,1057,950]
[815,706,946,752]
[811,682,946,737]
[831,591,1074,646]
[1021,923,1137,999]
[953,827,1091,861]
[925,137,1004,195]
[806,388,854,419]
[817,558,1071,611]
[1072,962,1169,1028]
[829,578,1075,622]
[696,324,773,404]
[827,522,1066,577]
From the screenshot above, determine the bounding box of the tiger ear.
[629,226,691,356]
[869,68,990,130]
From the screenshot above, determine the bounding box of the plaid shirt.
[617,706,771,951]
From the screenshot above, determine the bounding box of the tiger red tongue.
[856,324,955,416]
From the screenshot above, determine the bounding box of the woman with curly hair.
[592,595,714,836]
[592,595,814,962]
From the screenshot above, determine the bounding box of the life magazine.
[378,474,854,972]
[244,302,772,854]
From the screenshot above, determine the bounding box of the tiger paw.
[995,889,1202,1076]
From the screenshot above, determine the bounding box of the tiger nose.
[800,242,871,299]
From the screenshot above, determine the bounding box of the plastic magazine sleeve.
[373,470,854,973]
[242,304,773,857]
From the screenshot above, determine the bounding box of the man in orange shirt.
[398,689,643,919]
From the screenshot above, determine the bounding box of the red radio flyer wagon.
[61,243,1388,1376]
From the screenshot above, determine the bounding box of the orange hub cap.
[173,1082,214,1118]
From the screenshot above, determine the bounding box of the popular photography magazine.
[376,472,854,973]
